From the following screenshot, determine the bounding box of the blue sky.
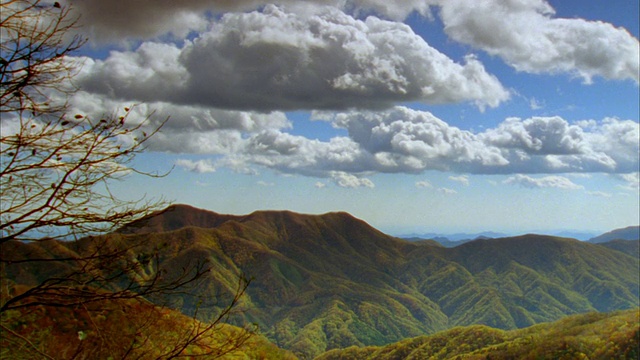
[60,0,638,236]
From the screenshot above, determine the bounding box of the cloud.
[91,104,635,180]
[73,5,508,112]
[175,159,217,173]
[435,0,640,83]
[415,180,433,188]
[438,187,457,195]
[587,191,612,198]
[481,116,587,155]
[529,97,544,110]
[479,116,639,173]
[330,171,374,188]
[618,172,640,193]
[330,107,510,173]
[449,175,470,186]
[64,91,290,154]
[503,174,584,189]
[66,0,435,43]
[315,182,327,188]
[61,96,636,179]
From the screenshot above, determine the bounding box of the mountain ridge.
[589,225,640,243]
[6,204,639,359]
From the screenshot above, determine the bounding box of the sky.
[55,0,639,236]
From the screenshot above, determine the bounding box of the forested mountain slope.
[316,309,639,360]
[5,205,639,359]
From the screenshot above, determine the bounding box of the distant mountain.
[589,226,640,243]
[546,230,598,241]
[401,231,508,242]
[401,236,465,247]
[5,205,639,359]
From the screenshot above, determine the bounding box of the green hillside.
[597,239,640,258]
[315,308,639,360]
[3,205,639,359]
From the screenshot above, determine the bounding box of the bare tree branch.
[0,1,257,358]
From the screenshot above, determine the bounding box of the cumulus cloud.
[330,107,510,173]
[66,0,435,43]
[86,103,633,180]
[64,91,290,154]
[330,171,374,188]
[415,180,433,188]
[503,174,584,189]
[66,0,638,86]
[435,0,639,83]
[73,5,508,111]
[58,93,638,179]
[479,116,639,173]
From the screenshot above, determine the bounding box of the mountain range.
[4,204,639,359]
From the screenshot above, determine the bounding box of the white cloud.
[587,191,612,198]
[315,182,327,188]
[330,171,374,188]
[257,180,275,186]
[449,175,470,186]
[67,0,638,86]
[73,5,508,112]
[618,172,640,193]
[481,116,586,155]
[175,159,217,173]
[415,180,433,188]
[480,116,639,173]
[113,106,637,179]
[438,187,457,195]
[331,107,509,173]
[503,174,584,190]
[529,97,544,110]
[435,0,640,83]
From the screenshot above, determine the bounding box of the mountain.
[548,230,598,241]
[4,205,639,359]
[401,231,508,243]
[403,236,474,248]
[316,308,639,360]
[1,298,296,359]
[597,239,640,258]
[589,226,640,243]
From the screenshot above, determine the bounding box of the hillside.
[598,239,640,258]
[0,298,296,359]
[316,308,639,360]
[589,225,640,243]
[3,205,639,359]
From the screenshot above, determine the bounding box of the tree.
[0,1,255,357]
[1,0,162,243]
